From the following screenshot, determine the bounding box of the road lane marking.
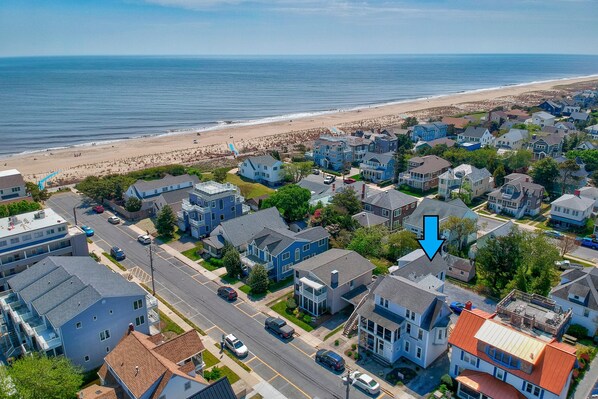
[268,375,278,382]
[290,342,316,358]
[245,356,259,364]
[251,354,310,399]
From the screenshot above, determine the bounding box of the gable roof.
[439,164,491,183]
[0,169,25,188]
[441,117,470,129]
[393,249,448,282]
[251,226,328,256]
[363,189,417,210]
[404,198,473,230]
[294,249,374,288]
[362,152,394,165]
[532,111,555,120]
[352,211,388,228]
[461,126,490,139]
[530,133,564,146]
[244,154,280,169]
[500,128,528,142]
[446,254,474,273]
[186,377,236,399]
[579,186,598,199]
[373,274,446,315]
[8,257,145,328]
[570,111,590,121]
[214,207,287,248]
[158,188,193,213]
[551,267,598,311]
[408,155,451,174]
[415,137,456,149]
[131,174,199,195]
[551,194,594,211]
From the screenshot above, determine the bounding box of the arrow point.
[418,238,444,261]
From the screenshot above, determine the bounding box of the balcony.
[148,309,160,326]
[298,278,327,303]
[360,163,386,171]
[189,218,205,228]
[23,316,45,337]
[35,327,61,351]
[0,292,19,312]
[146,295,158,309]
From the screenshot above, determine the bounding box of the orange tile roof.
[449,309,576,395]
[153,330,205,364]
[456,370,526,399]
[78,385,118,399]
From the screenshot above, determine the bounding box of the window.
[416,347,422,359]
[406,323,411,334]
[495,368,506,381]
[34,231,43,238]
[302,244,310,252]
[463,352,477,367]
[0,241,5,248]
[318,238,326,247]
[437,329,443,340]
[11,187,20,192]
[10,238,19,244]
[184,381,191,390]
[417,329,423,340]
[220,214,224,221]
[211,201,216,208]
[133,299,143,310]
[295,248,300,261]
[486,346,520,369]
[404,341,410,352]
[524,382,541,397]
[22,234,31,241]
[282,252,290,261]
[584,309,590,317]
[106,347,110,353]
[394,208,401,217]
[382,209,389,217]
[84,356,90,362]
[46,229,55,235]
[76,322,82,329]
[99,330,111,341]
[135,316,145,326]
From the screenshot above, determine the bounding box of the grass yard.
[202,257,223,271]
[158,310,184,335]
[221,274,240,285]
[219,365,240,385]
[396,185,434,198]
[239,275,293,300]
[203,349,220,369]
[102,252,127,271]
[181,247,202,262]
[225,173,274,199]
[349,174,363,181]
[270,296,314,332]
[156,227,181,244]
[323,323,345,341]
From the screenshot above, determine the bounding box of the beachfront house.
[293,249,374,317]
[124,174,200,215]
[0,169,27,204]
[362,190,418,231]
[539,100,563,116]
[411,123,448,142]
[359,152,395,183]
[493,128,529,150]
[238,154,284,186]
[441,117,470,133]
[487,173,544,218]
[457,127,494,147]
[0,208,89,290]
[549,191,594,230]
[0,256,158,371]
[313,136,352,171]
[528,133,564,160]
[245,226,330,281]
[177,181,246,238]
[561,99,581,116]
[414,137,456,153]
[398,155,451,192]
[437,164,492,201]
[531,111,556,127]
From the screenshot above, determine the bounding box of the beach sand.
[4,75,598,184]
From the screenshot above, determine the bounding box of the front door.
[377,339,384,355]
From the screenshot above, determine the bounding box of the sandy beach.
[4,75,598,184]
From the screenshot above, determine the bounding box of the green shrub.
[347,351,352,357]
[286,297,297,311]
[304,315,312,324]
[204,366,222,381]
[567,324,589,339]
[440,374,453,390]
[351,343,357,350]
[334,339,339,346]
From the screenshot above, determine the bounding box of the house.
[362,190,418,231]
[246,194,270,212]
[527,133,564,160]
[470,220,515,258]
[449,290,575,399]
[493,128,529,150]
[0,170,27,203]
[549,191,594,229]
[574,90,598,107]
[414,137,456,153]
[0,208,89,289]
[505,109,530,120]
[202,207,287,257]
[457,127,494,147]
[576,141,596,151]
[238,154,284,186]
[352,211,389,229]
[177,181,246,239]
[245,226,329,281]
[313,136,352,171]
[293,249,374,316]
[560,98,581,116]
[446,254,475,282]
[356,274,451,367]
[579,186,598,211]
[554,121,576,132]
[398,155,451,192]
[346,136,370,164]
[489,110,509,124]
[569,111,590,123]
[152,188,193,215]
[441,117,470,132]
[531,111,556,127]
[585,124,598,138]
[0,257,158,371]
[366,130,399,154]
[411,123,448,142]
[438,164,492,200]
[404,198,478,247]
[487,173,544,218]
[298,175,374,206]
[359,152,395,183]
[554,156,588,194]
[124,174,200,215]
[391,249,448,289]
[538,100,563,116]
[550,267,598,336]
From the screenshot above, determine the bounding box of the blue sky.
[1,0,597,56]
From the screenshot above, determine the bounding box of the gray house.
[362,190,418,231]
[550,268,598,336]
[294,249,374,316]
[352,211,389,229]
[124,174,200,215]
[0,257,157,371]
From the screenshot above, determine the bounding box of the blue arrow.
[417,215,445,261]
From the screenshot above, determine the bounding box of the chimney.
[465,301,473,310]
[574,189,581,197]
[331,270,339,288]
[361,184,366,200]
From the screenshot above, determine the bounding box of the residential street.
[48,192,373,399]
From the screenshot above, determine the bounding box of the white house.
[579,186,598,211]
[0,169,27,203]
[549,192,594,229]
[124,174,199,201]
[457,127,494,147]
[238,155,284,186]
[493,128,529,150]
[550,267,598,336]
[531,111,556,127]
[438,164,493,200]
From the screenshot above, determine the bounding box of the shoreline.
[4,74,598,184]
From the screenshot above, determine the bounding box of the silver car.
[137,234,152,245]
[344,371,380,395]
[224,334,248,357]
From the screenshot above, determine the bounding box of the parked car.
[579,237,598,250]
[108,216,121,224]
[80,225,94,237]
[323,175,336,184]
[93,205,104,213]
[555,260,584,270]
[449,301,475,315]
[315,349,345,371]
[264,317,295,339]
[312,168,320,175]
[544,230,564,239]
[110,246,126,261]
[137,234,152,245]
[343,371,380,395]
[217,286,238,301]
[223,333,248,357]
[343,177,356,184]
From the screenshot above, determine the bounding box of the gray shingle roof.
[570,112,590,121]
[363,189,418,210]
[8,257,145,328]
[245,155,280,169]
[404,198,473,230]
[446,254,474,273]
[214,207,286,248]
[393,249,448,281]
[362,152,394,165]
[251,226,328,256]
[131,174,199,195]
[408,155,451,175]
[158,188,193,213]
[358,300,404,331]
[294,249,374,287]
[551,194,594,211]
[461,127,489,139]
[439,164,491,183]
[373,275,445,315]
[352,211,388,228]
[551,268,598,311]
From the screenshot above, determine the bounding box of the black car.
[315,349,345,371]
[110,246,126,261]
[264,317,295,339]
[217,286,238,301]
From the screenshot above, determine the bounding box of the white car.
[224,334,248,357]
[344,371,380,395]
[137,234,152,245]
[108,216,121,224]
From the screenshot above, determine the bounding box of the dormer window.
[486,346,520,369]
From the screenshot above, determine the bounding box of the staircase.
[343,277,384,336]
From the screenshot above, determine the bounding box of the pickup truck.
[265,317,295,339]
[579,237,598,250]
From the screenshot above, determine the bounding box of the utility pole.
[73,207,78,225]
[345,367,352,399]
[149,242,156,295]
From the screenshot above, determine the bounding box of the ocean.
[1,54,597,157]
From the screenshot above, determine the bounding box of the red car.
[217,286,238,301]
[343,178,356,184]
[93,205,105,213]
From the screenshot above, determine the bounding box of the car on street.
[110,246,126,261]
[343,371,381,395]
[264,317,295,339]
[555,260,584,270]
[137,234,152,245]
[315,349,345,372]
[323,175,336,184]
[590,379,598,398]
[217,286,238,301]
[579,237,598,250]
[223,333,248,357]
[93,205,104,213]
[80,225,94,237]
[544,230,564,239]
[108,216,121,224]
[312,168,320,175]
[450,301,476,315]
[343,177,356,184]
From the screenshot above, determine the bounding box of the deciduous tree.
[530,157,559,192]
[331,187,362,215]
[282,162,312,183]
[248,264,270,294]
[440,216,477,255]
[223,248,243,278]
[347,226,387,258]
[385,230,419,261]
[125,196,142,212]
[559,158,581,195]
[262,184,311,222]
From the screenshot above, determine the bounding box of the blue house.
[177,181,247,238]
[0,256,157,371]
[359,152,396,183]
[313,136,352,171]
[245,227,330,281]
[411,123,448,142]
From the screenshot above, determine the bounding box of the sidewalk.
[574,353,598,399]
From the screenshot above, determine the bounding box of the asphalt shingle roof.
[363,189,417,210]
[551,194,594,211]
[251,226,328,256]
[294,249,374,287]
[461,126,489,139]
[393,249,448,281]
[362,152,394,165]
[373,274,445,315]
[213,207,286,248]
[131,174,199,195]
[404,198,472,230]
[245,154,280,169]
[352,211,388,228]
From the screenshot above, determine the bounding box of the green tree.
[7,353,83,399]
[248,264,270,294]
[559,158,581,195]
[385,230,419,261]
[452,180,473,205]
[401,116,418,129]
[493,164,506,187]
[262,185,310,222]
[331,187,362,215]
[223,248,243,278]
[530,157,559,193]
[347,226,387,258]
[503,149,533,173]
[282,162,312,183]
[396,135,414,152]
[440,216,477,255]
[566,149,598,171]
[25,182,49,202]
[524,233,560,296]
[156,205,177,237]
[393,149,408,183]
[213,168,228,183]
[590,170,598,186]
[125,196,142,212]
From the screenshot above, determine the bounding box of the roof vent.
[135,366,139,376]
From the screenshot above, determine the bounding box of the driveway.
[443,282,497,322]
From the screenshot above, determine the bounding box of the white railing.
[146,295,158,309]
[148,309,160,325]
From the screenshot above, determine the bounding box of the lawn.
[203,349,220,368]
[221,274,240,285]
[225,173,274,199]
[270,297,314,332]
[181,247,202,262]
[219,365,240,385]
[349,174,363,181]
[239,275,293,300]
[202,257,223,271]
[156,227,181,244]
[323,323,345,341]
[158,310,184,335]
[102,252,127,271]
[396,185,434,198]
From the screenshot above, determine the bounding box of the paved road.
[48,193,372,399]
